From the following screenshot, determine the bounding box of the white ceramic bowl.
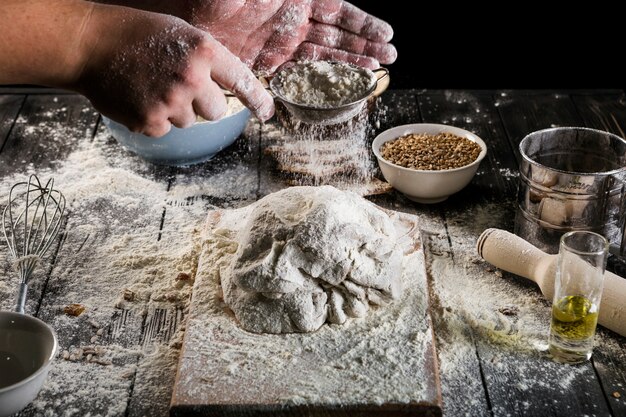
[0,312,58,417]
[102,102,251,166]
[372,124,487,203]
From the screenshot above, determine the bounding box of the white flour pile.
[273,61,375,108]
[214,186,403,334]
[175,206,433,406]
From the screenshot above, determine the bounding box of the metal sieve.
[269,66,389,125]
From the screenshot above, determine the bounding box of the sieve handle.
[372,67,390,98]
[373,67,389,82]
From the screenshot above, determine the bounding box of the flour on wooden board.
[177,205,432,405]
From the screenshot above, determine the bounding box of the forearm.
[0,0,96,87]
[89,0,191,20]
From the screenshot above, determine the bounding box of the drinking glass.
[549,230,609,363]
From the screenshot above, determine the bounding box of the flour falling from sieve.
[263,98,389,194]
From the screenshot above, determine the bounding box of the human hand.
[75,5,274,137]
[182,0,397,75]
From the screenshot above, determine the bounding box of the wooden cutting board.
[170,207,442,417]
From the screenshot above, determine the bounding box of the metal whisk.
[2,174,65,313]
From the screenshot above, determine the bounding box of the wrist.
[70,3,147,92]
[0,0,100,87]
[60,1,98,88]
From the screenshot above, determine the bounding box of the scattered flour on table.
[168,166,257,203]
[273,61,375,108]
[425,201,615,416]
[0,103,260,416]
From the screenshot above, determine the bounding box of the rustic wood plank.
[14,119,167,416]
[570,92,626,145]
[569,93,626,417]
[0,95,99,173]
[0,96,147,417]
[0,95,98,315]
[127,119,262,417]
[416,91,523,417]
[592,327,626,417]
[494,91,583,166]
[375,89,422,129]
[487,92,619,416]
[0,95,24,151]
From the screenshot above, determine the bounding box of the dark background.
[352,2,624,89]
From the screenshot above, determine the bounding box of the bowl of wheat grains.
[372,123,487,203]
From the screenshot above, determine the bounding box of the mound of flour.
[273,61,376,108]
[219,186,403,333]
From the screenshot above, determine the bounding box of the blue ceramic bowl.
[102,105,251,166]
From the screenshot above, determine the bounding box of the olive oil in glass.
[549,295,599,362]
[548,231,608,364]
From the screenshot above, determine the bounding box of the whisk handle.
[16,282,28,314]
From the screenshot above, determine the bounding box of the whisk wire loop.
[1,174,65,309]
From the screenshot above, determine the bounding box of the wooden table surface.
[0,88,625,417]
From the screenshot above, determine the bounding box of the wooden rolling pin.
[476,228,626,337]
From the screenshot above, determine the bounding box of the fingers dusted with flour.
[306,23,397,65]
[310,0,394,43]
[205,39,275,122]
[1,1,275,138]
[296,43,379,70]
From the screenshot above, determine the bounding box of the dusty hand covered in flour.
[2,0,395,138]
[213,186,403,333]
[175,0,397,74]
[75,7,274,137]
[0,1,274,138]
